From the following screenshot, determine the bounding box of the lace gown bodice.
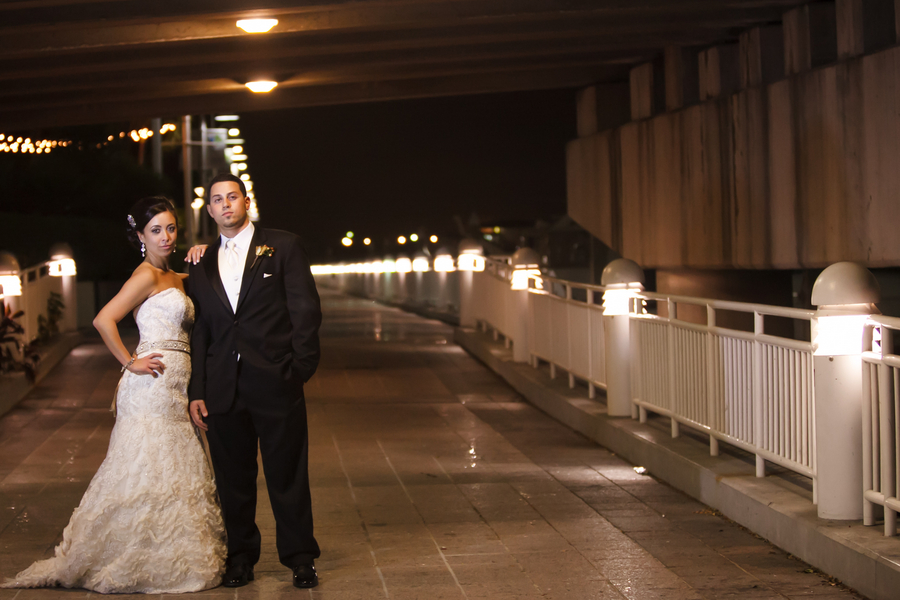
[2,287,225,594]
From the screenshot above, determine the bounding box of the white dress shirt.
[218,222,255,313]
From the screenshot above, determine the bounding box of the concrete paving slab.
[0,292,869,599]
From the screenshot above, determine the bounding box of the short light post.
[510,248,542,363]
[48,243,78,333]
[457,239,484,328]
[601,259,644,417]
[811,262,880,520]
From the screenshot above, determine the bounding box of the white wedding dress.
[2,287,226,593]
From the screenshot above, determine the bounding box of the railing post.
[876,327,897,536]
[601,259,644,417]
[707,305,720,456]
[667,298,679,437]
[811,262,880,520]
[753,311,765,476]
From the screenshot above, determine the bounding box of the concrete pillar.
[698,44,739,101]
[784,2,837,75]
[811,262,880,520]
[837,0,865,58]
[629,63,654,120]
[739,25,785,88]
[663,46,699,111]
[601,259,645,417]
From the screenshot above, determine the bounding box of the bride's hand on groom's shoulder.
[128,353,166,377]
[184,245,208,265]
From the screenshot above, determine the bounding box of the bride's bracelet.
[121,354,137,373]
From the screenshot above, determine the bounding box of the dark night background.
[0,88,576,277]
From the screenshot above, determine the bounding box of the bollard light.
[363,238,372,246]
[601,259,645,315]
[412,256,430,272]
[48,243,77,277]
[0,251,22,296]
[434,254,456,272]
[395,257,412,273]
[510,247,542,290]
[811,262,881,356]
[236,18,279,33]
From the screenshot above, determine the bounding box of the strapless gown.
[2,287,226,593]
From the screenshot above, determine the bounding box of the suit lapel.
[202,236,232,313]
[235,227,265,314]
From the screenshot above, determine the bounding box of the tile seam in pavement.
[376,438,471,599]
[330,434,390,599]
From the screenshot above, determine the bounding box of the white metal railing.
[471,257,518,345]
[630,293,817,488]
[528,276,607,396]
[862,315,900,536]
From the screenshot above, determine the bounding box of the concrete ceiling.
[0,0,807,130]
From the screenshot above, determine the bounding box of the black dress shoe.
[292,563,318,588]
[222,563,254,588]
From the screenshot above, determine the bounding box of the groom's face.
[208,181,250,233]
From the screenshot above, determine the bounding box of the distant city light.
[191,198,205,210]
[397,236,407,245]
[363,238,371,246]
[240,174,251,181]
[409,233,419,242]
[193,186,205,198]
[341,237,353,247]
[236,19,279,34]
[493,226,501,233]
[236,163,248,170]
[231,145,243,154]
[346,231,354,239]
[228,128,241,136]
[245,81,278,93]
[430,235,438,243]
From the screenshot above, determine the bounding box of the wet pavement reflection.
[0,291,865,599]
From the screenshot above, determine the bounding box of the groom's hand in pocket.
[190,400,209,430]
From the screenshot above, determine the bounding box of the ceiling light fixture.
[245,80,278,93]
[236,19,279,34]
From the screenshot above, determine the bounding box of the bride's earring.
[141,242,146,257]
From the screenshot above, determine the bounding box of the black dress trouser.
[204,369,320,569]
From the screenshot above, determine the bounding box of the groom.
[188,173,322,589]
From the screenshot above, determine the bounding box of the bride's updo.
[125,196,178,248]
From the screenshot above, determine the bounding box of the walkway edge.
[0,331,82,418]
[454,326,900,600]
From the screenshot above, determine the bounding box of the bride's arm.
[92,268,165,377]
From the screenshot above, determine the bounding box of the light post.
[48,243,77,333]
[457,239,484,328]
[601,259,645,417]
[0,251,22,299]
[510,248,541,362]
[811,262,880,520]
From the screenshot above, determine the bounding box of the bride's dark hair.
[125,196,178,248]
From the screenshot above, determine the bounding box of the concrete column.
[699,44,739,101]
[811,262,880,520]
[739,26,785,88]
[629,63,654,120]
[784,3,837,75]
[664,46,699,111]
[150,117,163,175]
[576,87,599,137]
[837,0,865,58]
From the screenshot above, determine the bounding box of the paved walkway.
[0,291,865,599]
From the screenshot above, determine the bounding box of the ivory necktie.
[225,239,239,272]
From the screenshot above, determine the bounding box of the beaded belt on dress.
[135,340,190,355]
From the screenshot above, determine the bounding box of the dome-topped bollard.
[457,239,484,328]
[811,262,880,520]
[601,259,644,417]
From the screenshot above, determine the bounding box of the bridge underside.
[0,0,806,130]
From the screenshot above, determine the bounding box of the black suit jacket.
[188,226,321,413]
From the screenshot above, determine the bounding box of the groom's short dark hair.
[207,173,247,200]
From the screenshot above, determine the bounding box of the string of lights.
[0,123,178,155]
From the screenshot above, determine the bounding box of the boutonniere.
[250,245,274,269]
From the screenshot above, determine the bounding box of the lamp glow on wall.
[246,81,278,93]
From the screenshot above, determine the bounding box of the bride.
[2,197,225,593]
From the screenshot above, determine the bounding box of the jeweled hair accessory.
[127,214,137,229]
